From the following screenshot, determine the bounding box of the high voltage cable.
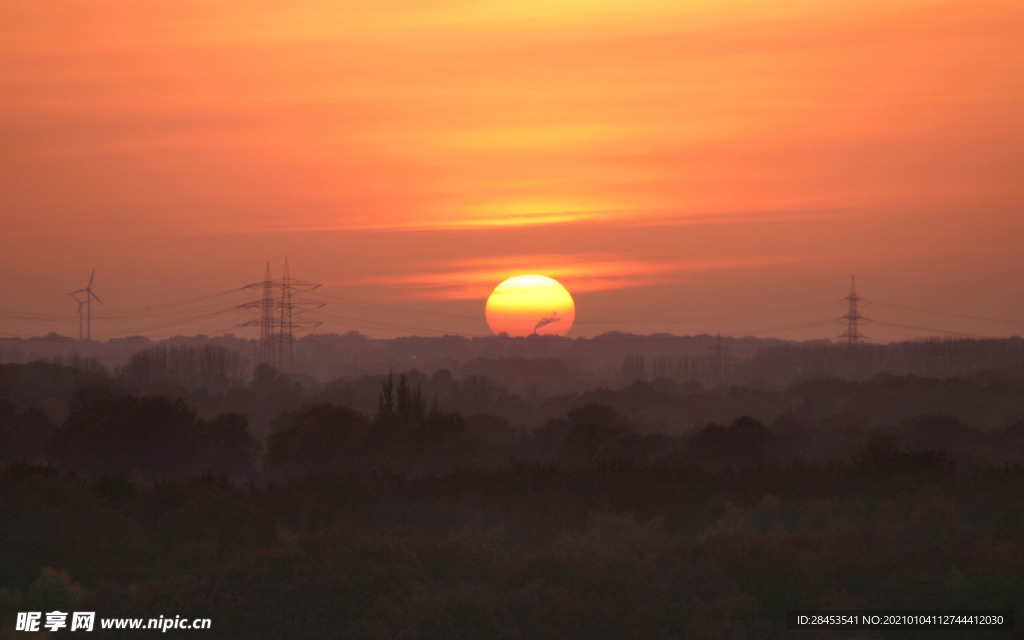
[317,316,460,336]
[0,309,78,321]
[8,266,1022,342]
[727,318,838,337]
[869,319,993,339]
[316,292,482,321]
[92,309,245,340]
[2,290,242,323]
[107,307,239,328]
[868,301,1024,326]
[89,264,268,292]
[98,289,243,315]
[316,306,473,336]
[574,302,837,327]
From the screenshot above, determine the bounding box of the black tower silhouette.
[839,276,864,344]
[242,258,322,370]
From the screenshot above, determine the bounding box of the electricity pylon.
[839,275,864,344]
[708,332,729,384]
[241,259,322,370]
[277,257,322,371]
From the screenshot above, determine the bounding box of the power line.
[316,309,465,336]
[96,288,242,318]
[8,265,1024,345]
[574,302,837,327]
[315,291,483,321]
[91,307,243,340]
[869,301,1024,326]
[729,318,838,337]
[869,319,992,339]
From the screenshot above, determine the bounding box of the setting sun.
[485,275,576,337]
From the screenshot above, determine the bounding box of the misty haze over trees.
[4,330,1024,390]
[2,334,1024,637]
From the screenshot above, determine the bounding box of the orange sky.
[2,0,1023,341]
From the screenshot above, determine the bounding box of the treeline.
[745,338,1024,383]
[5,356,1024,479]
[16,343,1024,437]
[622,337,1024,388]
[547,372,1024,435]
[2,458,1024,638]
[6,375,1024,482]
[4,356,1024,638]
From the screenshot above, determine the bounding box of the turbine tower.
[69,269,103,341]
[839,275,864,344]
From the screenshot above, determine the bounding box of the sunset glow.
[485,276,576,337]
[1,0,1023,341]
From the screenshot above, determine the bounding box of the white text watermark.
[16,612,212,633]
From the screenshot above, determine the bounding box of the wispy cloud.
[368,253,807,301]
[3,0,1022,340]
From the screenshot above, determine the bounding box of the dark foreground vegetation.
[2,356,1023,638]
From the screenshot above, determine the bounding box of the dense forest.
[2,349,1023,638]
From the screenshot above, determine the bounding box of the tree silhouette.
[687,415,773,469]
[50,396,200,479]
[265,403,370,479]
[0,400,56,465]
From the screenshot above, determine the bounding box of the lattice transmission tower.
[707,333,730,384]
[256,263,276,365]
[241,258,322,370]
[839,275,865,344]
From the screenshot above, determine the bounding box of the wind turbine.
[69,269,103,341]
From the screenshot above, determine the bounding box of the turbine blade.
[91,291,104,304]
[88,269,95,286]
